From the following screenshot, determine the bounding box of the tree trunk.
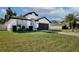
[71,21,76,32]
[69,23,72,29]
[71,24,74,32]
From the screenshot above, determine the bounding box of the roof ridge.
[36,17,51,23]
[23,11,38,17]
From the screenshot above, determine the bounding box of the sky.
[0,7,79,21]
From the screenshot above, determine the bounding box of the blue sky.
[0,7,79,21]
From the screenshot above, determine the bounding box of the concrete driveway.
[58,32,79,37]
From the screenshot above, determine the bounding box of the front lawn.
[0,31,79,52]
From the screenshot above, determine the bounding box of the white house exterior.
[23,12,39,31]
[1,12,50,32]
[6,19,31,31]
[36,17,51,30]
[24,12,39,20]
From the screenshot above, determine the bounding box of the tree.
[5,7,17,21]
[64,13,76,31]
[0,18,5,24]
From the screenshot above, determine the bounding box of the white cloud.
[0,9,6,14]
[52,18,64,21]
[20,7,79,21]
[31,7,56,13]
[49,7,79,19]
[65,7,79,15]
[31,7,68,18]
[70,8,79,12]
[33,7,57,10]
[22,7,64,17]
[49,8,66,17]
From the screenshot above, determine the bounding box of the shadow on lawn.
[44,30,62,33]
[13,30,62,34]
[14,31,37,33]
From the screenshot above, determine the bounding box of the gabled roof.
[23,12,38,17]
[3,16,32,24]
[35,17,51,23]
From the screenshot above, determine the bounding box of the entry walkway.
[58,32,79,37]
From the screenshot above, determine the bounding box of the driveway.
[58,32,79,37]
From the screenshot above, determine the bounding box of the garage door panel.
[38,23,48,30]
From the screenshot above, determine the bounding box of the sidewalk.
[58,32,79,37]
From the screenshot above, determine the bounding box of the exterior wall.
[49,25,62,30]
[26,21,31,28]
[24,13,39,30]
[76,21,79,24]
[0,24,6,31]
[6,17,50,31]
[7,24,12,31]
[38,18,49,24]
[19,20,31,28]
[7,19,17,31]
[38,18,50,30]
[25,13,38,20]
[49,23,51,30]
[7,19,31,31]
[31,20,38,30]
[49,23,62,30]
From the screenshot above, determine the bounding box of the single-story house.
[2,12,51,32]
[49,20,62,30]
[76,20,79,27]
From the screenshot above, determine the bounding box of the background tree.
[64,13,76,31]
[0,7,17,24]
[0,18,5,24]
[5,7,17,21]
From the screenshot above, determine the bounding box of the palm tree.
[64,13,76,31]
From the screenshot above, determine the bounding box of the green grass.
[0,31,79,52]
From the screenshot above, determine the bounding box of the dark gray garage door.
[38,23,49,30]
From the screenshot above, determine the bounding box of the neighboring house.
[0,24,7,31]
[50,20,62,30]
[75,16,79,27]
[0,12,51,32]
